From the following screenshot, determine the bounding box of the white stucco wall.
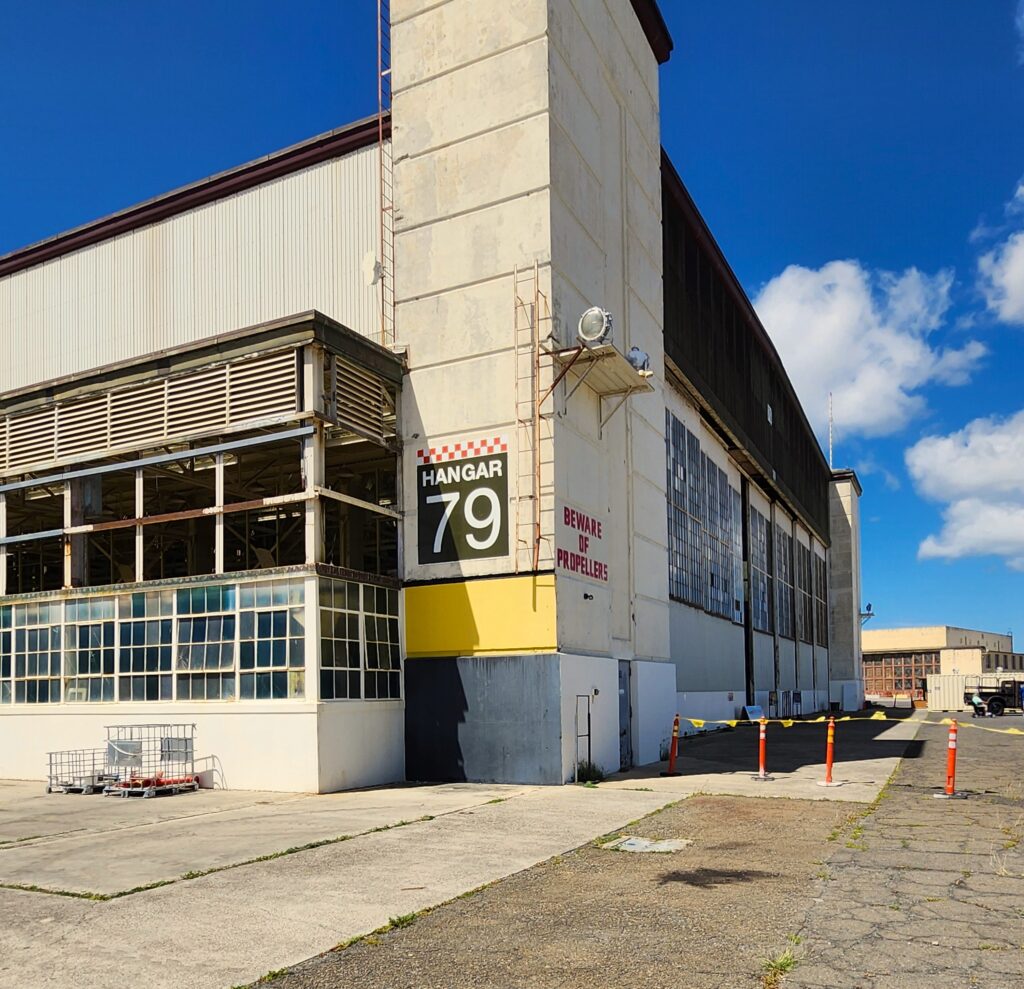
[630,659,676,764]
[676,689,745,735]
[316,701,406,792]
[0,704,321,792]
[558,653,618,781]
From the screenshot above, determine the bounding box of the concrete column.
[828,469,864,709]
[302,345,325,566]
[303,430,324,566]
[64,479,86,588]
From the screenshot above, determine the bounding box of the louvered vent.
[0,349,298,476]
[332,354,385,444]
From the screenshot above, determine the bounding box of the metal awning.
[548,343,655,434]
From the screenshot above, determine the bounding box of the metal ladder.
[513,262,551,572]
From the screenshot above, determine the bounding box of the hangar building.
[0,0,863,790]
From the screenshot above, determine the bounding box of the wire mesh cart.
[46,748,120,794]
[103,723,199,799]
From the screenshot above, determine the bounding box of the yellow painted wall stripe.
[404,574,557,658]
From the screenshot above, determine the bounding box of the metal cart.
[103,723,199,798]
[46,748,120,794]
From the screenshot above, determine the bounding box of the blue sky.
[2,2,1023,637]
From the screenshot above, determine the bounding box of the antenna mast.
[377,0,395,347]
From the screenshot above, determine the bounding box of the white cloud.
[979,230,1024,325]
[907,411,1024,567]
[1008,181,1024,215]
[753,260,985,439]
[855,456,901,491]
[1017,0,1024,61]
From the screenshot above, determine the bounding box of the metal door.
[618,660,632,771]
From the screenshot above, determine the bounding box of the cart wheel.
[988,697,1005,717]
[45,785,52,794]
[143,788,156,799]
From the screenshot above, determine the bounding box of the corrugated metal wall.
[926,673,1004,712]
[0,144,380,394]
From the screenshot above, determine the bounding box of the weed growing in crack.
[761,948,798,988]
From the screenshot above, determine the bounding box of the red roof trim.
[0,114,385,280]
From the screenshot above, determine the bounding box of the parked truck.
[963,679,1024,717]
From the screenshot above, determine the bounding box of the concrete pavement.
[788,713,1024,988]
[0,712,927,989]
[605,711,924,803]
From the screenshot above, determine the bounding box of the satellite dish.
[577,306,613,346]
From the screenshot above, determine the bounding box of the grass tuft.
[762,947,798,988]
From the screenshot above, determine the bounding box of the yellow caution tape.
[678,715,1024,736]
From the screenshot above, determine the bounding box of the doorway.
[618,660,632,771]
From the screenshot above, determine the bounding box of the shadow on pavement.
[627,708,923,778]
[657,867,774,888]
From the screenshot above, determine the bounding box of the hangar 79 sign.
[416,436,509,565]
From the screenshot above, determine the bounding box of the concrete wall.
[668,601,745,692]
[0,703,321,792]
[0,146,380,392]
[828,472,864,707]
[676,689,745,736]
[546,0,669,666]
[864,626,1014,654]
[317,702,405,792]
[392,0,553,582]
[753,631,775,693]
[404,654,564,784]
[558,653,618,781]
[939,647,985,677]
[630,659,676,763]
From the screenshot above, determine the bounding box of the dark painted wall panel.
[405,655,563,785]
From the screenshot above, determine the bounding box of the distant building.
[862,626,1016,698]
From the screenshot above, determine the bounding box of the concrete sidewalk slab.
[0,780,532,895]
[0,786,674,989]
[0,779,295,844]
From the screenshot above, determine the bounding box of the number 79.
[426,488,501,553]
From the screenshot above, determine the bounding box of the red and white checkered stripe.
[416,435,508,466]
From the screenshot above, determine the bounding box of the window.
[364,584,401,700]
[813,553,828,647]
[320,578,362,700]
[239,578,305,700]
[774,524,795,639]
[64,597,115,702]
[14,601,62,703]
[665,410,739,620]
[118,590,175,701]
[750,508,772,633]
[319,577,401,701]
[666,411,689,603]
[0,606,11,704]
[176,584,237,701]
[796,542,813,644]
[731,488,744,624]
